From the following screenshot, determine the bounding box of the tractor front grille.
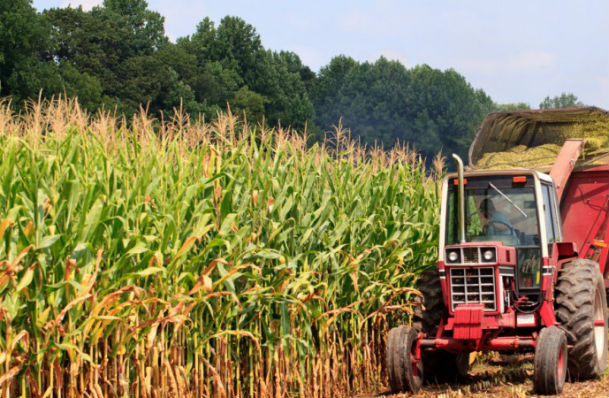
[449,267,496,311]
[462,247,479,263]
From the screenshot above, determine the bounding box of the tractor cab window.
[446,175,542,289]
[541,183,560,257]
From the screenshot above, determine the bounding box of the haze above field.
[33,0,609,109]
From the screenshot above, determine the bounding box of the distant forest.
[1,0,583,159]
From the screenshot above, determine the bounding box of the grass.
[0,97,442,398]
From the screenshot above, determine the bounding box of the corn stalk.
[0,97,441,398]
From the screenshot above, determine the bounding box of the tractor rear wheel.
[413,269,470,381]
[534,326,568,395]
[555,259,608,380]
[386,326,423,393]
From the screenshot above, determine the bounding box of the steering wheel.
[487,218,515,236]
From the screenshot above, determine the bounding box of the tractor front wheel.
[534,326,568,395]
[386,326,423,393]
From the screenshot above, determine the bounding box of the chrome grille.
[462,248,479,263]
[449,267,496,311]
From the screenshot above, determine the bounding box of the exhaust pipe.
[452,154,466,244]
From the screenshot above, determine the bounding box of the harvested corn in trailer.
[469,107,609,170]
[477,143,561,170]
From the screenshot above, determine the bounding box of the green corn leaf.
[38,235,61,250]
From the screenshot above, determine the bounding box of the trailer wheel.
[413,269,470,381]
[386,326,423,393]
[555,259,608,379]
[534,326,567,395]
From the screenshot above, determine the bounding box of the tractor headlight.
[447,250,460,263]
[482,248,496,262]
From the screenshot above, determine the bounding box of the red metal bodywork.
[561,165,609,278]
[418,108,609,360]
[443,242,516,317]
[453,304,484,339]
[421,154,609,356]
[549,139,584,201]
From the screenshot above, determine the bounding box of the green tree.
[0,0,61,103]
[311,55,358,140]
[494,102,531,111]
[231,86,267,121]
[56,63,104,110]
[539,93,584,109]
[42,1,182,114]
[278,51,316,91]
[261,51,314,129]
[102,0,168,56]
[43,6,132,108]
[335,57,411,146]
[405,65,493,159]
[311,58,492,159]
[178,16,314,127]
[154,44,204,115]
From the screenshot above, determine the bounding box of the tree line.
[0,0,584,159]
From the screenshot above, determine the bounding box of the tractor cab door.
[539,180,562,258]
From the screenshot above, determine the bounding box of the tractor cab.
[440,169,560,312]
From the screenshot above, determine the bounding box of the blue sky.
[33,0,609,108]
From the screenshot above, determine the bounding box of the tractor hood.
[468,107,609,170]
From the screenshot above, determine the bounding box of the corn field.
[0,98,441,398]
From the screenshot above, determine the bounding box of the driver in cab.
[479,198,518,243]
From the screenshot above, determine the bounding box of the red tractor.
[386,107,609,395]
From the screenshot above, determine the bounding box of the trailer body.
[561,165,609,279]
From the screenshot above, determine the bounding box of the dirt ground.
[356,353,609,398]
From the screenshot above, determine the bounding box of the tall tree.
[311,55,357,139]
[178,16,314,127]
[262,51,314,129]
[539,93,584,109]
[43,0,179,114]
[0,0,61,103]
[311,58,493,159]
[102,0,168,56]
[405,65,493,158]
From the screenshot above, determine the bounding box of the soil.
[355,353,609,398]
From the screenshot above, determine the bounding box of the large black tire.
[534,326,568,395]
[413,269,469,382]
[413,269,444,335]
[386,326,423,393]
[555,259,608,380]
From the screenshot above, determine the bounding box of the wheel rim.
[410,342,422,380]
[557,342,565,381]
[593,288,605,361]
